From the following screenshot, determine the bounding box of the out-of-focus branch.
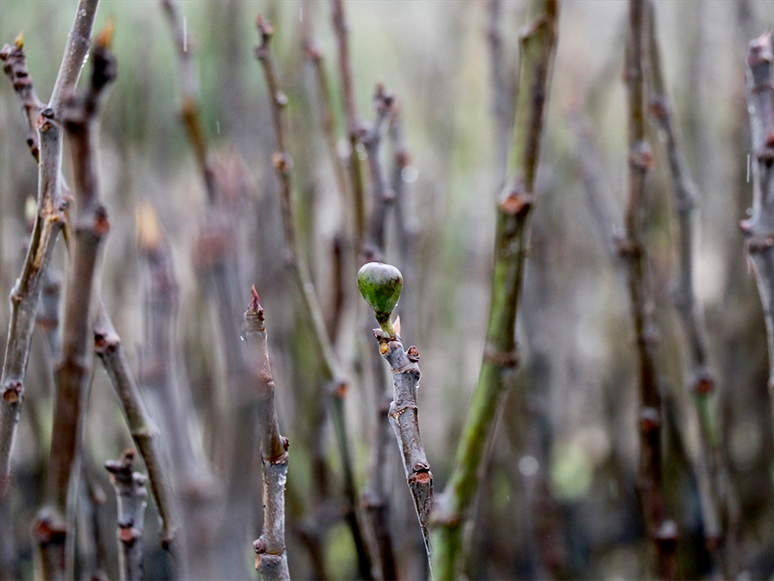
[0,33,45,160]
[622,1,675,578]
[646,1,732,572]
[431,2,558,578]
[137,205,221,580]
[360,86,401,580]
[254,17,374,579]
[305,41,350,217]
[742,34,774,439]
[0,0,100,504]
[486,0,512,183]
[35,27,116,580]
[105,449,148,581]
[361,84,395,262]
[93,299,178,547]
[243,288,290,581]
[1,24,178,550]
[331,0,366,254]
[160,0,214,197]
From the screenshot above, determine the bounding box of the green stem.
[430,2,558,578]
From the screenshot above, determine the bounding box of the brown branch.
[0,0,100,503]
[0,33,45,160]
[361,84,396,262]
[93,297,178,547]
[105,449,148,581]
[622,1,675,578]
[331,0,367,254]
[160,0,214,198]
[243,288,290,581]
[431,1,558,578]
[254,17,374,579]
[35,27,116,580]
[0,22,177,550]
[646,1,733,573]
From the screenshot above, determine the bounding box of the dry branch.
[243,288,290,581]
[646,0,732,572]
[622,1,675,578]
[0,23,178,548]
[0,0,99,501]
[331,0,367,254]
[254,16,373,579]
[35,26,116,580]
[105,449,148,581]
[431,1,558,578]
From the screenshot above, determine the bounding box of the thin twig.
[0,25,178,549]
[430,2,558,578]
[742,35,774,443]
[105,449,148,581]
[361,84,396,262]
[93,298,178,547]
[622,1,676,578]
[0,0,100,503]
[35,26,116,580]
[331,0,367,254]
[254,16,374,579]
[243,287,290,581]
[645,0,733,572]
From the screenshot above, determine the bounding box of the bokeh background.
[1,0,773,579]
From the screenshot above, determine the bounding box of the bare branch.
[0,0,100,503]
[93,299,178,547]
[622,1,676,578]
[646,1,735,573]
[35,26,116,579]
[105,449,148,581]
[431,1,558,578]
[254,16,374,579]
[331,0,367,254]
[243,288,290,581]
[0,33,45,160]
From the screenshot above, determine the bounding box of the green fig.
[357,262,402,337]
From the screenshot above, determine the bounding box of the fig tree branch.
[243,288,290,581]
[254,16,374,579]
[105,449,148,581]
[430,2,558,578]
[622,1,676,578]
[646,0,731,572]
[35,26,116,579]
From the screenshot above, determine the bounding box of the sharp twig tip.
[249,285,262,312]
[14,31,23,49]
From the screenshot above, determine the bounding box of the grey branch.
[105,449,148,581]
[243,288,290,581]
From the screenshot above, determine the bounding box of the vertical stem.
[105,449,148,581]
[35,29,116,580]
[431,2,559,579]
[243,288,290,581]
[254,17,374,579]
[646,1,734,573]
[623,1,676,578]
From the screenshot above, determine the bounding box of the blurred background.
[0,0,773,579]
